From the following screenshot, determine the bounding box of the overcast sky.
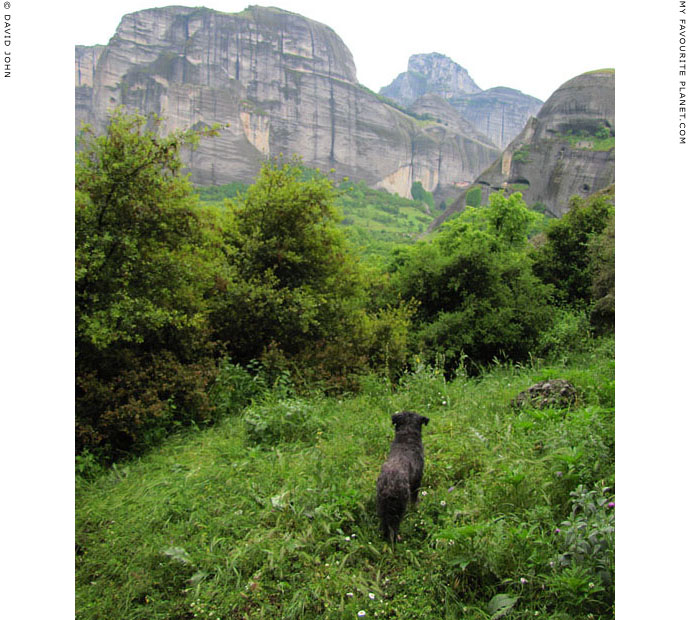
[71,0,619,102]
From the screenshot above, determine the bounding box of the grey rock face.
[380,53,543,149]
[381,52,482,107]
[75,6,499,198]
[427,70,615,232]
[449,87,544,149]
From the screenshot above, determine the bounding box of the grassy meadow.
[76,338,614,620]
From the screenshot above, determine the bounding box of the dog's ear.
[391,413,403,427]
[421,416,430,426]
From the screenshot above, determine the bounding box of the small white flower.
[520,577,528,584]
[346,592,354,598]
[358,611,366,617]
[368,592,376,600]
[345,536,351,541]
[440,500,447,506]
[421,491,428,496]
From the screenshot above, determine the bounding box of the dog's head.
[391,411,429,432]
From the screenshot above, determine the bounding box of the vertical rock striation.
[380,53,543,149]
[75,5,499,197]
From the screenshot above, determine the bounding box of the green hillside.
[196,178,441,265]
[76,340,614,620]
[76,113,615,620]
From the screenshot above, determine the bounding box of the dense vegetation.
[196,177,441,267]
[76,111,615,618]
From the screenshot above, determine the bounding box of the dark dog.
[376,411,429,543]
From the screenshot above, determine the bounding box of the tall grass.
[76,337,614,619]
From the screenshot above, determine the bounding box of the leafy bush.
[242,398,325,446]
[589,214,615,334]
[536,308,592,361]
[208,158,416,391]
[411,180,435,211]
[209,358,268,417]
[531,189,614,308]
[210,157,367,365]
[465,186,482,208]
[390,193,554,373]
[548,484,615,613]
[75,110,221,460]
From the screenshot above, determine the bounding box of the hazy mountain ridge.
[380,52,543,149]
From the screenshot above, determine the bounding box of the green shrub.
[75,110,221,461]
[465,186,482,208]
[242,398,325,446]
[531,189,614,307]
[536,308,592,361]
[548,483,615,613]
[411,180,435,211]
[209,358,268,417]
[589,214,615,334]
[390,194,554,373]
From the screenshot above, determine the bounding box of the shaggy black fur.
[376,411,429,543]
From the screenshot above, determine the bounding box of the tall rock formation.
[380,52,482,106]
[380,53,543,149]
[75,5,499,198]
[426,69,615,233]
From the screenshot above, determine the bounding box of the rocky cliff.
[75,5,499,198]
[426,69,615,232]
[380,52,482,106]
[380,53,543,149]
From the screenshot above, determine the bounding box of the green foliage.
[76,340,614,619]
[512,145,531,163]
[589,215,615,333]
[210,158,362,360]
[465,186,482,208]
[411,180,435,211]
[208,157,410,391]
[209,358,268,417]
[195,180,248,204]
[548,484,615,613]
[75,109,222,460]
[243,397,326,446]
[536,307,593,361]
[532,189,614,309]
[389,192,554,373]
[558,123,615,151]
[336,179,436,265]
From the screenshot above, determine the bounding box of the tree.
[76,109,221,459]
[389,193,554,373]
[209,157,375,387]
[411,181,435,211]
[465,186,482,208]
[589,214,615,333]
[531,189,615,307]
